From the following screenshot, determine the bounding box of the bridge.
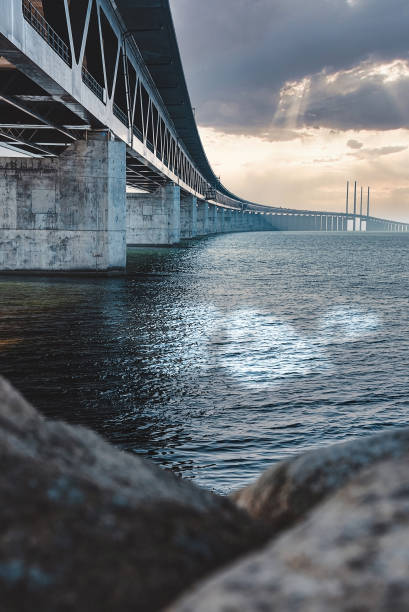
[0,0,407,273]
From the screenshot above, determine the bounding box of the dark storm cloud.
[171,0,409,136]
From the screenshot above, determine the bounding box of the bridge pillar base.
[180,193,197,239]
[126,184,180,245]
[0,136,126,274]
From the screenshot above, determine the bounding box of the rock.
[231,428,409,529]
[169,454,409,611]
[0,377,268,612]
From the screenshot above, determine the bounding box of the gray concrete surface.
[0,134,126,273]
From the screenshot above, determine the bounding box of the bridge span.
[0,0,407,273]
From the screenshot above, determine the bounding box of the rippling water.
[1,232,409,493]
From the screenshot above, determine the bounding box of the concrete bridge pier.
[219,208,226,232]
[244,212,252,231]
[180,193,197,239]
[208,205,217,234]
[224,209,232,232]
[257,213,267,230]
[230,210,237,231]
[237,210,244,231]
[247,211,254,230]
[0,133,127,274]
[214,207,223,233]
[127,183,180,246]
[196,200,209,236]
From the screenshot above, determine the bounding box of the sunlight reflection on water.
[216,307,381,388]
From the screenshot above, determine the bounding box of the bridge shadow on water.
[1,231,409,493]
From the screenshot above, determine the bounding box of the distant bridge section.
[0,0,407,274]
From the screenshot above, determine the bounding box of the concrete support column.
[197,200,209,236]
[243,212,250,231]
[208,205,216,233]
[215,207,222,233]
[180,193,197,239]
[0,135,126,274]
[230,210,236,231]
[127,182,180,245]
[231,210,237,231]
[214,207,222,233]
[219,208,225,232]
[223,209,230,232]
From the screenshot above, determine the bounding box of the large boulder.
[169,454,409,611]
[232,428,409,529]
[0,377,267,612]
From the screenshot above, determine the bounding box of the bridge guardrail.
[22,0,71,67]
[113,103,129,127]
[81,67,106,103]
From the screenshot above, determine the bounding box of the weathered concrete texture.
[180,193,197,239]
[218,207,225,232]
[208,204,217,234]
[0,377,268,612]
[0,135,126,273]
[224,209,232,232]
[127,183,180,245]
[232,428,409,530]
[169,455,409,612]
[196,200,209,236]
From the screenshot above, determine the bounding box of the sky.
[171,0,409,220]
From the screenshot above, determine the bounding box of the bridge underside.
[0,43,181,194]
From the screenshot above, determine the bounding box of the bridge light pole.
[353,181,357,231]
[346,180,349,215]
[367,187,370,218]
[360,185,363,231]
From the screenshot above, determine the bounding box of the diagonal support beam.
[0,93,77,141]
[0,129,56,156]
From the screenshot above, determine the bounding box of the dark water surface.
[1,232,409,493]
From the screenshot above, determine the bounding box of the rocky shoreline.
[1,376,409,611]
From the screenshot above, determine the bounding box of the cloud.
[171,0,409,135]
[347,139,364,150]
[199,125,409,220]
[348,145,408,159]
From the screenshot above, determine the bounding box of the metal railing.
[113,103,129,127]
[22,0,71,66]
[205,186,218,200]
[132,125,143,142]
[81,67,105,103]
